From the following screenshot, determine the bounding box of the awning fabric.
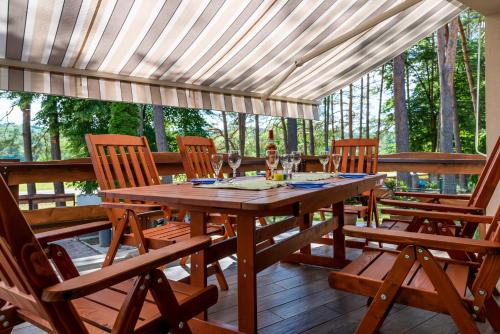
[0,0,464,119]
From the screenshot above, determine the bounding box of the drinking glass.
[318,151,330,172]
[210,153,224,181]
[227,150,242,179]
[265,149,279,178]
[280,153,294,177]
[332,153,341,177]
[291,151,302,173]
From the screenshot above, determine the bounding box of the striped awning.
[0,0,464,120]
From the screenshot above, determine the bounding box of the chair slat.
[97,145,115,190]
[127,146,146,186]
[118,146,136,188]
[107,146,127,189]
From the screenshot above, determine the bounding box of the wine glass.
[227,150,242,179]
[210,153,224,182]
[332,153,341,177]
[265,149,279,179]
[280,153,294,177]
[291,151,302,173]
[318,151,330,173]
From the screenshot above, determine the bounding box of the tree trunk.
[280,117,287,153]
[340,89,344,139]
[255,115,260,157]
[22,105,37,209]
[458,17,478,128]
[308,119,315,155]
[366,73,370,138]
[302,119,308,155]
[238,113,246,155]
[393,53,411,188]
[324,96,329,151]
[377,65,385,139]
[49,112,65,207]
[359,77,364,138]
[153,105,172,184]
[138,105,145,136]
[348,84,353,138]
[222,111,230,152]
[286,118,298,153]
[437,19,459,194]
[330,94,335,140]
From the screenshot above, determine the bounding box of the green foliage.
[109,103,139,135]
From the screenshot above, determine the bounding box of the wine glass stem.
[233,168,237,179]
[322,164,326,172]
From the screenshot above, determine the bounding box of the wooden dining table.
[100,174,385,333]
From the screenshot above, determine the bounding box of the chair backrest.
[468,136,500,209]
[328,138,379,174]
[176,135,220,179]
[0,176,86,332]
[86,134,161,201]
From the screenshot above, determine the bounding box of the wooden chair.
[176,135,271,243]
[85,134,229,290]
[329,206,500,333]
[379,136,500,239]
[319,138,380,230]
[0,174,233,334]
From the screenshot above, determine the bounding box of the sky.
[0,97,41,124]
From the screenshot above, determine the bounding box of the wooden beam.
[255,218,336,272]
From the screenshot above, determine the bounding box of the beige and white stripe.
[0,0,464,119]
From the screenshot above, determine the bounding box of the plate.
[338,173,367,179]
[286,181,329,189]
[190,178,216,185]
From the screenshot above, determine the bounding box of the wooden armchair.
[329,206,500,333]
[85,134,228,290]
[319,138,380,227]
[0,175,236,334]
[176,135,272,244]
[380,136,500,239]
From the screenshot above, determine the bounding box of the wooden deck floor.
[13,245,498,333]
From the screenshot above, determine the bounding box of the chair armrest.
[343,226,500,254]
[35,221,113,246]
[379,199,483,214]
[381,208,493,224]
[393,192,471,200]
[100,202,161,211]
[41,235,211,302]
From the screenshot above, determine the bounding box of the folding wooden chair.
[380,136,500,239]
[319,138,380,227]
[0,175,236,334]
[176,135,273,245]
[86,134,229,290]
[329,206,500,333]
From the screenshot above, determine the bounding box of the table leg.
[237,213,257,334]
[190,211,207,320]
[299,213,312,254]
[332,201,346,264]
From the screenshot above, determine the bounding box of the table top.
[100,174,385,212]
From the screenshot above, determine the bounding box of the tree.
[302,119,308,155]
[458,17,478,128]
[348,84,353,138]
[153,105,171,184]
[238,113,246,155]
[324,96,329,150]
[366,73,370,138]
[437,18,459,193]
[359,77,364,138]
[109,103,139,135]
[308,119,315,155]
[280,116,287,153]
[339,89,345,139]
[222,111,230,152]
[255,115,260,157]
[377,65,385,139]
[37,96,65,206]
[286,118,298,153]
[393,53,411,187]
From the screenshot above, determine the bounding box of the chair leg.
[417,248,480,334]
[356,246,416,333]
[212,261,229,291]
[484,297,500,332]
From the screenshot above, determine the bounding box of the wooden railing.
[0,152,486,232]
